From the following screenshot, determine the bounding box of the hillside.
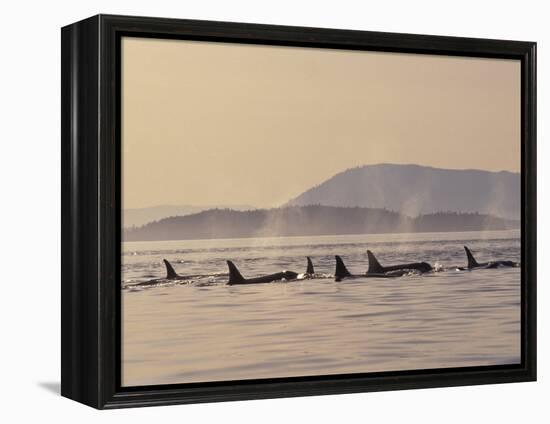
[123,206,518,242]
[286,164,520,220]
[123,204,254,228]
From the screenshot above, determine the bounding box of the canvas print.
[121,37,521,387]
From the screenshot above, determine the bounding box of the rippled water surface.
[122,230,520,386]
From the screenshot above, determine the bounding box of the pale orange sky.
[122,37,520,209]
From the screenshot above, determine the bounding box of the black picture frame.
[61,14,537,409]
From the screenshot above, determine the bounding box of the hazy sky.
[122,37,520,209]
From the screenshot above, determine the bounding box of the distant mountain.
[285,164,520,220]
[123,205,518,242]
[123,204,254,228]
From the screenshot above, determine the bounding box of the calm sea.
[122,230,520,386]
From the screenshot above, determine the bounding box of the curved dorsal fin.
[367,250,384,274]
[335,255,352,279]
[163,259,179,279]
[306,257,314,274]
[464,246,479,268]
[227,260,246,285]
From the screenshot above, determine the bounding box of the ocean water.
[122,230,521,387]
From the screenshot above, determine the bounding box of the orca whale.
[367,250,432,274]
[134,259,202,286]
[227,257,314,285]
[334,255,404,281]
[463,246,518,269]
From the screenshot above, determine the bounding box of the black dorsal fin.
[367,250,384,274]
[335,255,352,279]
[306,257,314,274]
[227,260,246,285]
[464,246,479,269]
[163,259,179,279]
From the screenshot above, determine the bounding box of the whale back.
[367,250,384,274]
